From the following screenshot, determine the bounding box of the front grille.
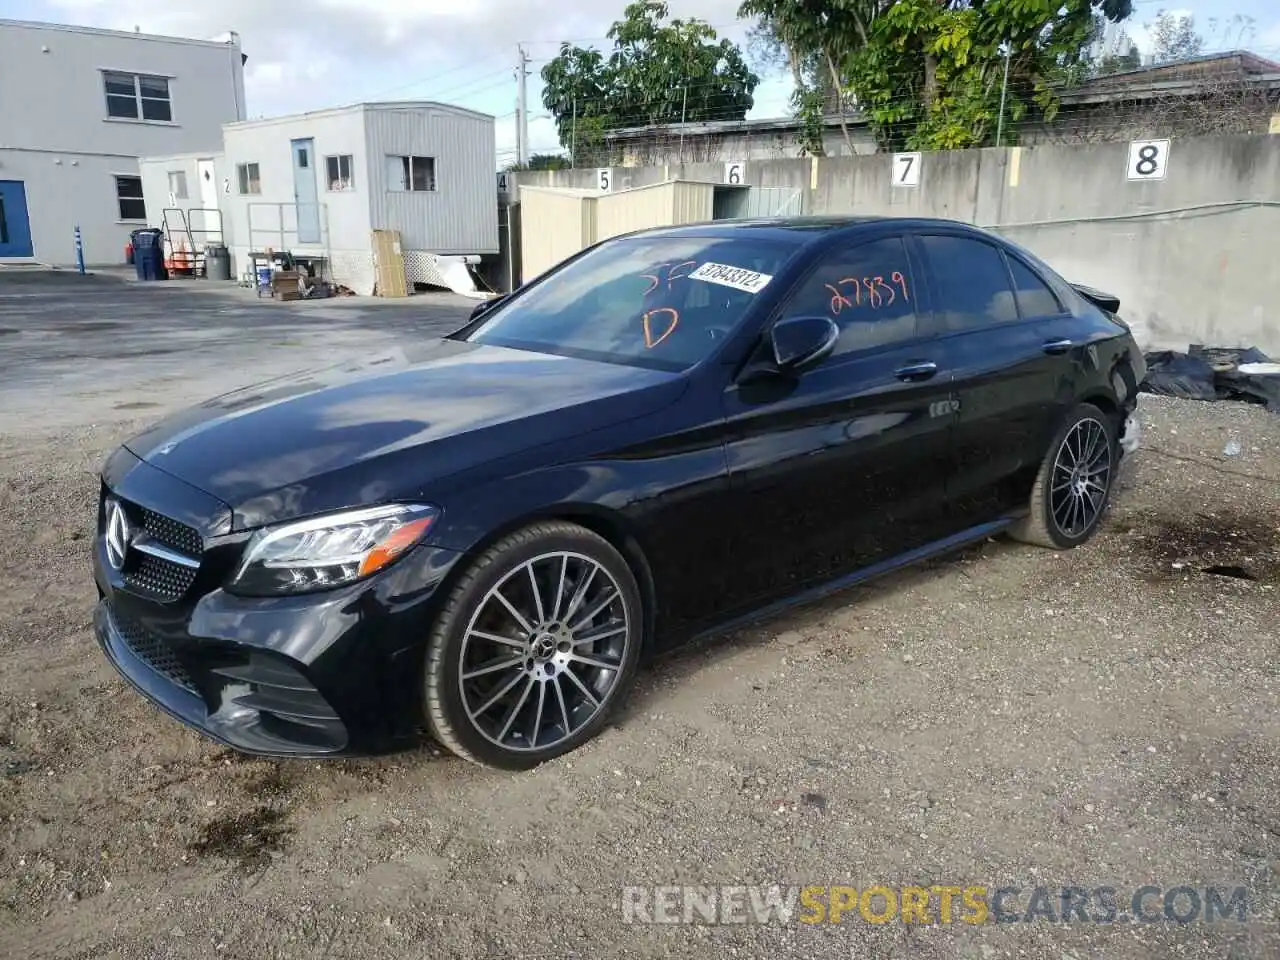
[140,508,203,555]
[111,605,198,694]
[125,554,199,601]
[102,497,204,603]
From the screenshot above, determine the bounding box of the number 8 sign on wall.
[1126,139,1170,181]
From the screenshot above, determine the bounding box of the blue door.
[0,180,34,258]
[291,138,321,245]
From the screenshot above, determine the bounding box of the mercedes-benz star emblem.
[104,499,133,571]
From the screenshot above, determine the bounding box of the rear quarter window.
[1007,255,1065,318]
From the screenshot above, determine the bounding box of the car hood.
[124,338,683,528]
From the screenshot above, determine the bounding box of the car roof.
[618,216,996,248]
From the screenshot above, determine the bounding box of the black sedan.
[93,217,1145,769]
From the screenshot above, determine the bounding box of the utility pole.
[516,44,531,167]
[677,85,688,163]
[570,96,577,168]
[996,42,1011,147]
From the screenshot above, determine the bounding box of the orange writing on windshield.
[640,260,698,295]
[643,307,680,348]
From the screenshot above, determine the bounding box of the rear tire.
[424,521,643,770]
[1008,402,1117,550]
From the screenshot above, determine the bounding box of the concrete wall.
[508,134,1280,353]
[0,19,243,264]
[613,124,877,167]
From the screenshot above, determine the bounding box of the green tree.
[540,1,758,161]
[1149,10,1204,64]
[505,154,571,172]
[740,0,1134,152]
[739,1,888,154]
[1095,39,1142,75]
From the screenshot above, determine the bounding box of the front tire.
[1009,402,1117,550]
[424,521,643,769]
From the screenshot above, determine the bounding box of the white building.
[141,102,499,293]
[0,19,245,265]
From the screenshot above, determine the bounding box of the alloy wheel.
[1049,417,1112,539]
[457,551,631,752]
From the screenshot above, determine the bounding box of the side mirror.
[770,315,839,372]
[470,295,506,321]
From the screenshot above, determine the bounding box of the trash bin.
[127,228,150,267]
[205,244,232,281]
[132,228,166,281]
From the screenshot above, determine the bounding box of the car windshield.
[466,235,797,371]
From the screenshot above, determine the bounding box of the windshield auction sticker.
[688,262,773,294]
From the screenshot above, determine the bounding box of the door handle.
[1042,338,1074,355]
[894,361,938,382]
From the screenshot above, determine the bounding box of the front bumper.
[94,509,462,759]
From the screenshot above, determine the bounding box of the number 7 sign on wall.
[892,152,921,188]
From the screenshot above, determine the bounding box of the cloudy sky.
[11,0,1280,165]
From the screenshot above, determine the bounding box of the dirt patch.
[189,807,293,874]
[1116,508,1280,583]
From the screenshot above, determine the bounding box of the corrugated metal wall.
[670,180,715,224]
[518,187,597,280]
[364,105,498,254]
[594,181,715,242]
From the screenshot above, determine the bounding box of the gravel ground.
[1,348,1278,957]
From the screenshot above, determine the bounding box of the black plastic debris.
[1141,350,1218,401]
[1141,345,1280,412]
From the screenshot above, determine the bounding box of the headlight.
[228,504,438,596]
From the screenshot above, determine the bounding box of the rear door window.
[920,235,1018,332]
[777,237,919,357]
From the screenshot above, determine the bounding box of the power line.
[518,24,747,48]
[360,57,510,101]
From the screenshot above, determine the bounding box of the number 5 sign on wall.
[1127,139,1170,181]
[892,152,921,188]
[597,167,613,192]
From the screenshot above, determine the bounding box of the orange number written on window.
[823,271,909,316]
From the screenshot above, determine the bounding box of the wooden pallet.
[371,229,408,298]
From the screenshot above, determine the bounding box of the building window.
[168,170,189,200]
[103,72,172,122]
[326,154,354,191]
[236,162,261,195]
[115,176,146,221]
[387,155,436,192]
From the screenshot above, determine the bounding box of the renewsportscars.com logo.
[621,884,1251,925]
